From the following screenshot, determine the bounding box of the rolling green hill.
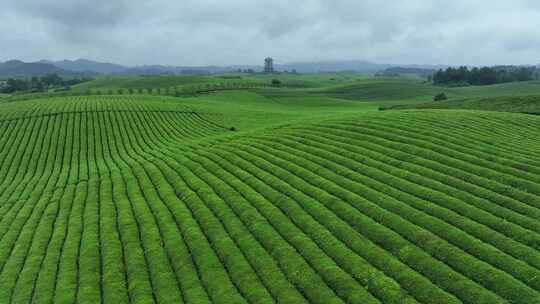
[259,77,540,106]
[317,77,441,101]
[1,79,540,303]
[448,80,540,98]
[70,73,368,95]
[322,78,540,100]
[72,75,215,91]
[382,95,540,114]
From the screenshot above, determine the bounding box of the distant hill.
[0,60,69,77]
[378,66,436,77]
[277,60,392,73]
[40,58,448,75]
[277,61,446,74]
[41,59,233,75]
[3,58,510,77]
[125,65,217,75]
[41,59,127,74]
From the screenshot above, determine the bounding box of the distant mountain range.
[277,61,389,73]
[0,60,68,77]
[0,58,480,78]
[0,59,244,77]
[39,59,126,74]
[36,59,229,75]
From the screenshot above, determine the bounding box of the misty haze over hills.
[39,59,127,74]
[0,58,453,77]
[1,58,538,78]
[0,60,68,77]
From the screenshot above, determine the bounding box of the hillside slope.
[0,96,539,303]
[382,95,540,114]
[314,79,540,103]
[0,60,69,77]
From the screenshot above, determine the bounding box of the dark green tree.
[434,93,448,101]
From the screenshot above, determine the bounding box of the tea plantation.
[1,78,540,303]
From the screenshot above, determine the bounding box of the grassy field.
[72,75,222,91]
[71,73,360,93]
[317,78,540,101]
[1,76,540,303]
[382,95,540,114]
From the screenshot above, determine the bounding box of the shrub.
[434,93,448,101]
[271,79,282,87]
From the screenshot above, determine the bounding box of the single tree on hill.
[434,93,448,101]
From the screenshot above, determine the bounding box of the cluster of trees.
[0,74,93,94]
[432,66,538,86]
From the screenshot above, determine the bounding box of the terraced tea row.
[0,96,539,303]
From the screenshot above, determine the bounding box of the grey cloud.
[11,0,133,27]
[1,0,540,66]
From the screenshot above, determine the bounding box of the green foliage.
[433,66,536,86]
[0,74,93,94]
[434,93,448,101]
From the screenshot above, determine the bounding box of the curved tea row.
[0,96,539,303]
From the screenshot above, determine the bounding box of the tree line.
[432,66,538,86]
[0,74,93,94]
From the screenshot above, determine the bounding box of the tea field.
[0,79,540,303]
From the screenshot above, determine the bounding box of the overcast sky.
[2,0,540,66]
